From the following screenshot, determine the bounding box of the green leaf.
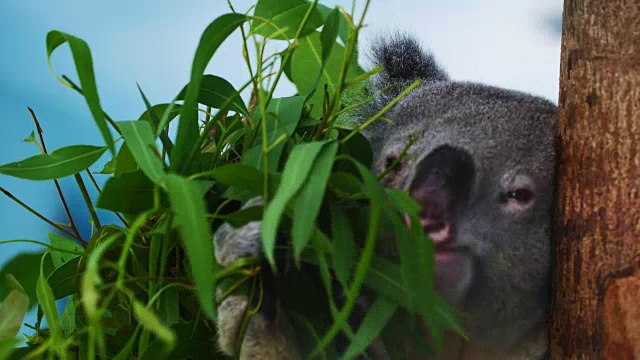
[243,96,305,172]
[22,131,38,146]
[81,234,119,356]
[46,31,115,155]
[176,75,248,117]
[138,103,182,126]
[339,130,373,169]
[290,32,359,116]
[132,299,176,349]
[0,339,21,360]
[291,141,338,261]
[0,145,107,180]
[47,256,82,300]
[97,156,116,174]
[0,276,29,340]
[60,295,77,336]
[48,233,81,268]
[320,8,340,64]
[330,204,356,288]
[140,322,220,360]
[340,297,398,360]
[251,0,323,40]
[262,141,327,266]
[172,13,246,174]
[311,160,385,357]
[117,120,165,183]
[114,143,138,177]
[0,252,54,309]
[207,163,278,197]
[219,205,263,228]
[385,189,422,216]
[97,170,155,214]
[316,4,354,45]
[137,84,174,155]
[36,253,62,341]
[160,174,215,319]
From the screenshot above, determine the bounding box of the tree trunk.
[551,0,640,359]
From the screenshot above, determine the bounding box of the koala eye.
[505,188,534,203]
[500,173,537,212]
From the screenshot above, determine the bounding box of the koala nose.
[408,145,475,245]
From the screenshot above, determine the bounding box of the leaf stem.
[74,173,102,231]
[85,169,129,228]
[28,108,84,243]
[0,239,85,255]
[0,186,82,243]
[340,79,421,144]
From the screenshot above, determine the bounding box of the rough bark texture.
[551,0,640,359]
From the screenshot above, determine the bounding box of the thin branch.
[84,169,129,228]
[74,173,102,230]
[28,108,84,242]
[0,186,84,244]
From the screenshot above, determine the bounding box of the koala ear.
[357,34,449,144]
[369,33,449,98]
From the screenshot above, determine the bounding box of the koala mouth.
[407,216,469,260]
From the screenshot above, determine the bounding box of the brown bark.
[551,0,640,359]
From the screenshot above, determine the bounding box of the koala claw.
[214,197,302,359]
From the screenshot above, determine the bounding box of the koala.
[213,34,557,360]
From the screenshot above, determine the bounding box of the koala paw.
[213,197,301,359]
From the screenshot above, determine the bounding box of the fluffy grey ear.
[369,33,448,102]
[355,34,448,148]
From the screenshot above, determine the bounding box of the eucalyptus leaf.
[290,32,360,116]
[47,256,82,300]
[36,254,62,341]
[0,339,21,360]
[251,0,323,40]
[115,143,138,177]
[48,232,82,268]
[0,252,54,309]
[177,75,248,116]
[0,145,107,180]
[46,30,115,155]
[243,96,305,172]
[97,170,155,214]
[132,299,176,349]
[160,174,215,319]
[117,120,165,183]
[262,141,328,266]
[320,8,341,64]
[340,297,397,360]
[292,141,338,261]
[137,84,174,155]
[172,13,246,173]
[330,204,356,288]
[0,278,29,340]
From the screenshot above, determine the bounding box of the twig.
[85,169,129,228]
[28,108,85,242]
[74,173,102,230]
[0,186,83,244]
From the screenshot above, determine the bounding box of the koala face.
[368,81,557,349]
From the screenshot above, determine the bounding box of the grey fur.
[213,33,556,360]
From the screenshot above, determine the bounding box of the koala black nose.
[409,145,475,230]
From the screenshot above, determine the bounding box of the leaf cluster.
[0,1,462,359]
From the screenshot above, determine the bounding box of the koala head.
[360,35,557,350]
